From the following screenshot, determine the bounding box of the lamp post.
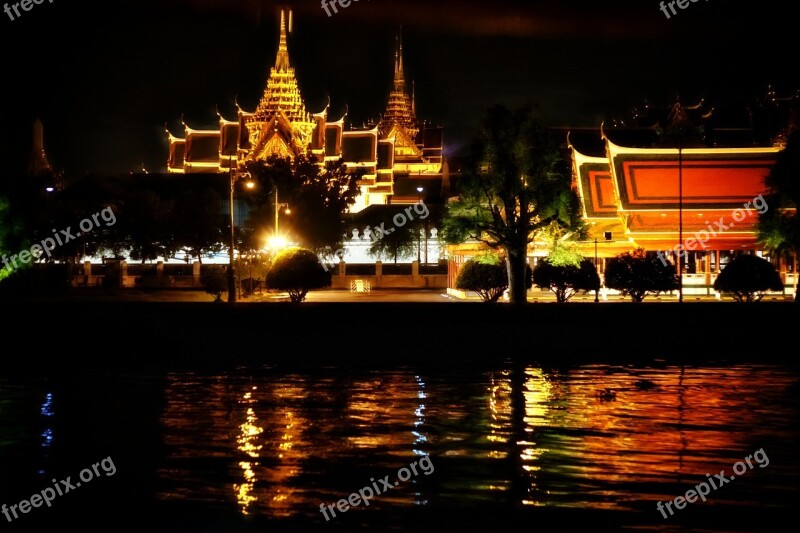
[677,137,683,303]
[416,187,423,263]
[274,187,291,240]
[228,165,254,304]
[594,237,599,303]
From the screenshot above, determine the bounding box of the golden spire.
[254,9,309,123]
[394,33,405,92]
[381,31,418,141]
[275,10,290,73]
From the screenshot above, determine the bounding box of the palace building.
[448,98,799,296]
[166,10,446,213]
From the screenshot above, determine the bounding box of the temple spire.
[275,9,290,72]
[394,32,405,92]
[28,118,51,176]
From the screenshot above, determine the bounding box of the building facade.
[166,10,446,213]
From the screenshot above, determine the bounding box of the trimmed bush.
[533,258,600,302]
[201,265,227,303]
[605,248,680,302]
[266,247,332,303]
[714,254,783,302]
[455,259,510,302]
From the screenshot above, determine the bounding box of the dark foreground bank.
[2,300,796,370]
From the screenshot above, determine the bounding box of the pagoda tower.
[244,10,316,161]
[28,118,52,176]
[379,34,422,157]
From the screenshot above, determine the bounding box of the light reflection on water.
[154,364,799,524]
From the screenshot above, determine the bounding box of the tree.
[246,156,362,255]
[202,265,227,303]
[605,248,680,302]
[714,254,784,302]
[758,128,800,302]
[455,257,509,303]
[170,186,226,263]
[266,247,332,303]
[443,106,584,304]
[533,258,600,302]
[368,223,417,264]
[0,195,14,284]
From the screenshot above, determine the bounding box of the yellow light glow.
[245,181,255,189]
[268,236,288,249]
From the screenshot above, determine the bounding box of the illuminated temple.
[448,99,799,294]
[570,100,796,291]
[166,11,446,212]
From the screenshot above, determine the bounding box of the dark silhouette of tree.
[443,106,584,304]
[202,265,227,303]
[533,258,600,302]
[246,156,362,255]
[116,189,172,263]
[713,254,784,302]
[368,223,416,264]
[758,128,800,302]
[0,195,14,283]
[605,248,680,302]
[170,186,226,263]
[455,258,509,303]
[266,247,332,303]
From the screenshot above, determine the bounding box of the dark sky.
[2,0,797,176]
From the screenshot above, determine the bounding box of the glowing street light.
[274,188,291,240]
[228,165,254,304]
[416,187,424,263]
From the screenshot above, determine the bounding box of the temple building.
[166,10,446,213]
[448,98,798,296]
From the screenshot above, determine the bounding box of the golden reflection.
[519,368,555,505]
[234,388,263,515]
[487,371,512,458]
[260,381,308,517]
[346,374,418,455]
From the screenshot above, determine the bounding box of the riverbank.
[2,300,795,371]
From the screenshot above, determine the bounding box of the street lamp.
[228,166,254,304]
[273,187,291,244]
[594,237,599,303]
[678,138,683,303]
[416,187,424,263]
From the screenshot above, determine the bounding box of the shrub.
[533,258,600,302]
[604,248,680,302]
[202,266,227,303]
[455,259,508,303]
[266,247,331,303]
[714,254,783,302]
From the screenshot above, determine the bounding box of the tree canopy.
[455,256,509,303]
[758,128,800,302]
[245,156,362,255]
[604,248,680,302]
[266,247,332,303]
[533,257,600,303]
[443,105,584,304]
[714,254,784,302]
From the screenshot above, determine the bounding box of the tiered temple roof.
[165,12,447,211]
[568,100,795,252]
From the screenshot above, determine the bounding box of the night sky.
[2,0,797,177]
